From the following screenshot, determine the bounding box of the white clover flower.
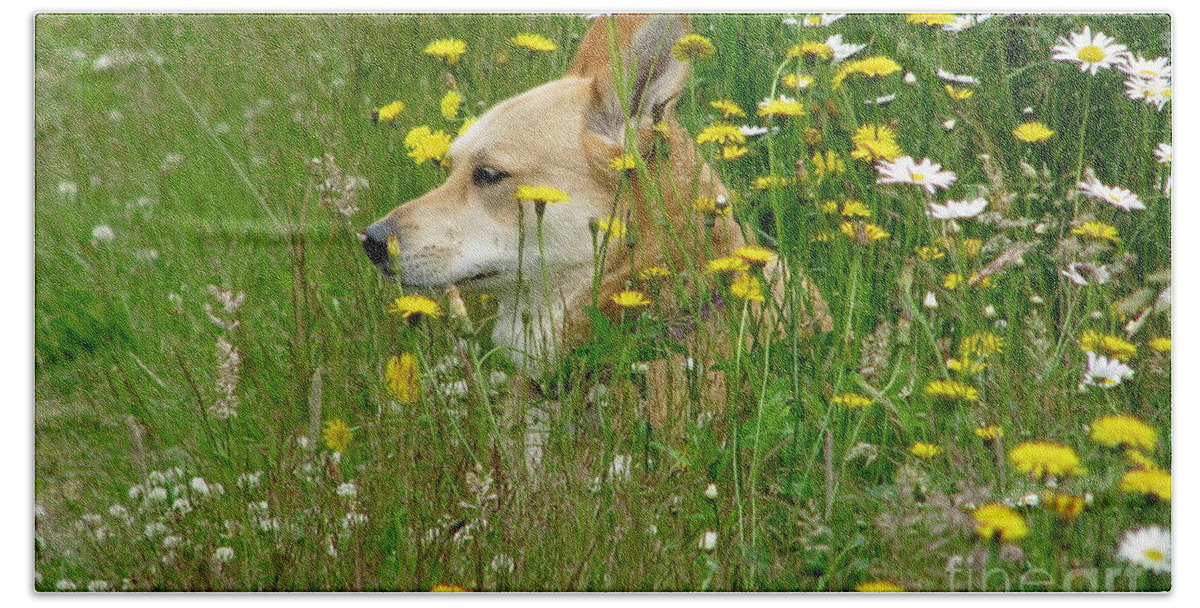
[923,291,938,309]
[936,68,981,86]
[699,530,718,552]
[903,72,917,85]
[704,482,719,500]
[171,498,192,514]
[1083,352,1134,388]
[876,156,957,195]
[1052,26,1128,75]
[145,487,168,503]
[1076,178,1146,211]
[1117,526,1171,573]
[941,119,957,131]
[212,547,235,563]
[926,198,988,220]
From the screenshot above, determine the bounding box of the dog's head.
[360,15,691,294]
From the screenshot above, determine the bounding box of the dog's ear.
[569,14,690,145]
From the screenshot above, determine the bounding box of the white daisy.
[1125,76,1172,111]
[1060,262,1111,286]
[941,119,957,131]
[782,13,846,27]
[1051,26,1129,76]
[1117,526,1171,573]
[1154,143,1172,164]
[1119,55,1172,81]
[737,125,770,137]
[926,197,988,220]
[1077,178,1146,211]
[943,14,992,33]
[1082,351,1134,388]
[876,156,957,195]
[936,68,981,86]
[825,34,866,64]
[864,93,896,106]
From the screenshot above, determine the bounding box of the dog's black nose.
[359,222,393,268]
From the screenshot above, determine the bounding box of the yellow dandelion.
[671,34,716,62]
[833,393,872,409]
[975,424,1004,442]
[373,100,405,123]
[833,55,902,88]
[596,216,627,240]
[1148,337,1171,353]
[1119,468,1171,501]
[946,356,987,374]
[757,97,806,118]
[729,273,765,302]
[611,290,651,309]
[849,124,903,162]
[840,200,872,218]
[855,581,905,592]
[787,41,833,61]
[722,145,749,161]
[706,256,750,274]
[388,294,443,320]
[820,200,839,214]
[1080,330,1137,360]
[440,89,462,121]
[911,442,943,459]
[752,175,792,190]
[515,185,570,205]
[386,353,420,404]
[840,221,890,243]
[1125,449,1160,471]
[1009,441,1086,479]
[637,266,671,280]
[810,150,845,181]
[960,332,1004,357]
[1041,491,1087,521]
[915,245,945,261]
[973,503,1029,542]
[1090,414,1157,451]
[907,13,957,26]
[509,33,558,52]
[781,73,815,89]
[709,99,746,118]
[1012,121,1055,143]
[695,123,746,146]
[733,245,776,266]
[322,418,353,453]
[942,273,964,290]
[404,126,453,166]
[923,379,979,402]
[609,153,637,171]
[944,85,975,100]
[423,39,467,66]
[694,195,732,215]
[1070,221,1121,243]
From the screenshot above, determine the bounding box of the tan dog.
[362,15,830,433]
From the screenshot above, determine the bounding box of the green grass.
[35,13,1170,592]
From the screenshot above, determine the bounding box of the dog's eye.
[472,166,510,187]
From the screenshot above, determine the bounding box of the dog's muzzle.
[358,222,394,274]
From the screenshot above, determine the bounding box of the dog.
[361,14,831,435]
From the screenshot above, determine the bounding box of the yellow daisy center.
[1077,45,1105,63]
[1145,549,1164,562]
[911,172,926,182]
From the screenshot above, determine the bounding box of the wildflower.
[941,119,956,131]
[737,124,770,137]
[1083,352,1135,388]
[430,584,472,592]
[423,39,467,66]
[707,256,750,274]
[927,198,987,220]
[810,150,845,180]
[923,379,979,402]
[1148,337,1171,353]
[509,33,557,52]
[695,123,746,145]
[1153,142,1172,164]
[698,530,718,551]
[729,273,765,302]
[975,425,1003,442]
[703,483,719,500]
[936,68,981,86]
[1077,178,1145,211]
[373,100,404,123]
[1051,26,1128,76]
[671,34,715,62]
[875,156,957,195]
[694,195,732,215]
[1070,221,1121,243]
[944,85,974,100]
[960,332,1004,357]
[638,266,671,280]
[850,125,903,162]
[609,153,636,171]
[1119,468,1171,501]
[1126,449,1159,471]
[212,547,235,563]
[751,175,791,190]
[915,245,944,261]
[833,55,902,88]
[1041,492,1087,521]
[973,503,1029,542]
[722,145,749,161]
[1090,414,1157,451]
[788,41,833,61]
[1009,441,1086,479]
[611,290,651,309]
[709,99,746,118]
[833,393,872,409]
[855,581,906,592]
[1116,526,1171,573]
[756,95,805,118]
[388,294,443,320]
[596,216,627,240]
[781,73,814,89]
[1124,76,1172,111]
[1120,54,1172,81]
[946,356,986,374]
[1012,121,1055,143]
[922,291,938,309]
[942,273,964,290]
[1081,330,1136,360]
[839,221,890,243]
[322,419,353,453]
[782,13,846,28]
[386,353,420,404]
[907,13,957,27]
[910,442,942,459]
[824,35,866,63]
[865,94,896,106]
[440,89,462,120]
[733,245,775,266]
[840,200,871,218]
[404,126,453,166]
[514,185,570,205]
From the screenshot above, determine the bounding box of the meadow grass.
[34,13,1170,591]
